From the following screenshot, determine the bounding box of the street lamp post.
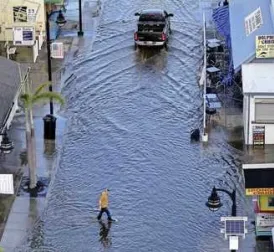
[78,0,84,36]
[46,11,54,116]
[43,10,66,140]
[206,186,236,216]
[0,131,14,154]
[206,186,237,252]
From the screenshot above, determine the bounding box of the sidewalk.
[0,36,72,251]
[0,0,101,250]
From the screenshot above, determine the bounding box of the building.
[0,56,28,143]
[225,0,274,146]
[0,0,65,63]
[243,163,274,237]
[242,63,274,145]
[229,0,274,72]
[0,0,46,62]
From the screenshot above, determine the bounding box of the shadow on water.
[227,126,245,151]
[98,220,112,249]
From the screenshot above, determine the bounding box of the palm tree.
[20,81,64,189]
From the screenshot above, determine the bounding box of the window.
[138,23,165,32]
[268,197,274,207]
[255,99,274,122]
[13,6,27,22]
[139,14,165,22]
[245,7,263,36]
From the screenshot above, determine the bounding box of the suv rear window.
[138,23,165,32]
[139,13,165,22]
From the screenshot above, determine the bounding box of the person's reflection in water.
[99,220,112,248]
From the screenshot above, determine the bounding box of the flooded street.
[16,0,261,251]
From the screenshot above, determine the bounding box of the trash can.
[43,114,57,140]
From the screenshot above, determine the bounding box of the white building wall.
[0,0,45,42]
[242,63,274,145]
[246,95,274,145]
[243,95,249,145]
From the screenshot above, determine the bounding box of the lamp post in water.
[206,186,237,252]
[78,0,84,36]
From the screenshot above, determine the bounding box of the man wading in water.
[97,189,114,221]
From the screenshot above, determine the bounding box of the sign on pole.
[256,35,274,58]
[0,174,14,194]
[51,42,64,59]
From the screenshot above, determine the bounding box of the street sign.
[51,42,64,59]
[0,174,14,194]
[246,188,274,196]
[13,27,35,46]
[252,125,265,145]
[256,35,274,58]
[27,8,36,23]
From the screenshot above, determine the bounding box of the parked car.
[134,9,174,50]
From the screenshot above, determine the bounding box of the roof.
[229,0,274,72]
[242,63,274,94]
[0,57,22,130]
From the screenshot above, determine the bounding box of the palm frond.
[32,92,65,106]
[20,93,32,108]
[33,82,50,96]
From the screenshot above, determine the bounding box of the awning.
[242,163,274,196]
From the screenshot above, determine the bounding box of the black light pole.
[46,11,54,115]
[206,186,237,252]
[78,0,84,36]
[43,10,66,140]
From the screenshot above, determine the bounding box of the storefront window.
[13,6,27,22]
[268,197,274,207]
[255,99,274,122]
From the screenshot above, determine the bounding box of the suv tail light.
[134,32,138,41]
[161,33,166,41]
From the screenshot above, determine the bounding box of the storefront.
[243,163,274,236]
[242,63,274,145]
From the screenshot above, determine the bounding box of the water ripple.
[16,0,256,251]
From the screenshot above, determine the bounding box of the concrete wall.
[244,94,274,145]
[0,0,45,42]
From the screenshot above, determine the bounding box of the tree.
[20,81,64,189]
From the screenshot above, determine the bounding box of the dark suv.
[134,9,174,50]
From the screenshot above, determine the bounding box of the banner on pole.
[51,42,64,59]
